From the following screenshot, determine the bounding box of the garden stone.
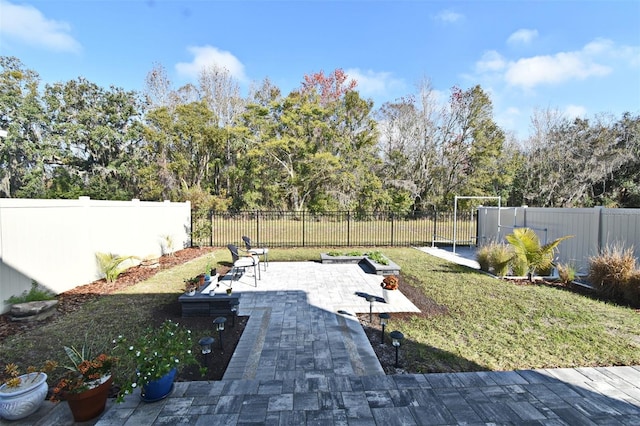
[10,300,58,322]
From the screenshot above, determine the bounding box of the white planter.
[0,372,48,420]
[382,288,400,304]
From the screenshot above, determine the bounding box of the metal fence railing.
[193,210,477,248]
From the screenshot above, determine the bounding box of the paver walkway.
[11,252,640,425]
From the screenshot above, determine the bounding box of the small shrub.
[623,271,640,307]
[475,245,491,272]
[588,244,637,299]
[5,281,55,304]
[557,262,577,284]
[488,243,512,277]
[511,257,529,277]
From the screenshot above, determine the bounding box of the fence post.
[390,212,395,246]
[347,211,351,246]
[209,209,213,247]
[255,210,260,246]
[432,208,437,247]
[302,210,305,247]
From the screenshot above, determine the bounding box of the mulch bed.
[0,247,244,382]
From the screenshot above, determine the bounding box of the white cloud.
[564,104,587,119]
[0,0,81,53]
[434,9,463,23]
[505,51,611,89]
[476,51,507,73]
[344,68,406,99]
[175,45,247,82]
[507,29,538,45]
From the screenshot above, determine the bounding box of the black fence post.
[347,211,351,246]
[302,210,306,247]
[255,210,260,246]
[390,212,395,246]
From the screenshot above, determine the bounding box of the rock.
[10,300,58,322]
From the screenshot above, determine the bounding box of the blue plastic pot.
[140,368,177,402]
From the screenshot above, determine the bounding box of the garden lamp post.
[198,336,214,368]
[231,302,239,327]
[378,313,390,344]
[367,295,375,323]
[389,330,404,368]
[213,317,227,349]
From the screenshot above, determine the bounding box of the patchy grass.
[0,246,638,389]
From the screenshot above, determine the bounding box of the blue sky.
[1,0,639,140]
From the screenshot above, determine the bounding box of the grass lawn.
[0,246,638,389]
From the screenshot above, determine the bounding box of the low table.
[178,283,240,318]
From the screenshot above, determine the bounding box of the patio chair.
[227,244,260,287]
[242,236,269,270]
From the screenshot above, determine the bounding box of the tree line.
[1,56,638,214]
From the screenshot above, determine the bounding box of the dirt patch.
[357,274,449,374]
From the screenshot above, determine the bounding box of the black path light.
[231,302,239,327]
[389,330,404,368]
[378,313,390,344]
[213,317,227,349]
[366,295,375,323]
[198,336,214,354]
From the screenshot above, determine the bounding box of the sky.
[1,0,639,140]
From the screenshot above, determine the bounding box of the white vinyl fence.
[0,197,191,314]
[477,206,640,275]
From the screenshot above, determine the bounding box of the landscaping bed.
[0,247,246,386]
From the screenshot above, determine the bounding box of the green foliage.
[113,319,201,402]
[96,252,138,283]
[505,228,573,281]
[475,245,491,272]
[488,243,512,277]
[5,281,55,304]
[366,250,389,265]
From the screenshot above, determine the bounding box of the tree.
[42,78,144,199]
[0,56,47,197]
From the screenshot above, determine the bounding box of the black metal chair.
[227,244,260,287]
[242,236,269,270]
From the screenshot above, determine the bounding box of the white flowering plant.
[112,319,203,402]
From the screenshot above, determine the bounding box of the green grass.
[1,247,638,386]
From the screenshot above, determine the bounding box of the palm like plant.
[505,228,572,281]
[96,252,138,283]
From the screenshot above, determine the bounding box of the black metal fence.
[193,210,478,248]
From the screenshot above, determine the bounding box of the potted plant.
[0,361,57,420]
[183,277,199,295]
[381,275,400,304]
[114,320,202,402]
[50,346,116,422]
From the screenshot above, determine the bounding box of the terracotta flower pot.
[65,375,112,422]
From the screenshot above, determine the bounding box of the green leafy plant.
[96,252,139,283]
[113,320,202,402]
[505,228,572,281]
[50,346,116,401]
[366,251,389,265]
[4,281,55,304]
